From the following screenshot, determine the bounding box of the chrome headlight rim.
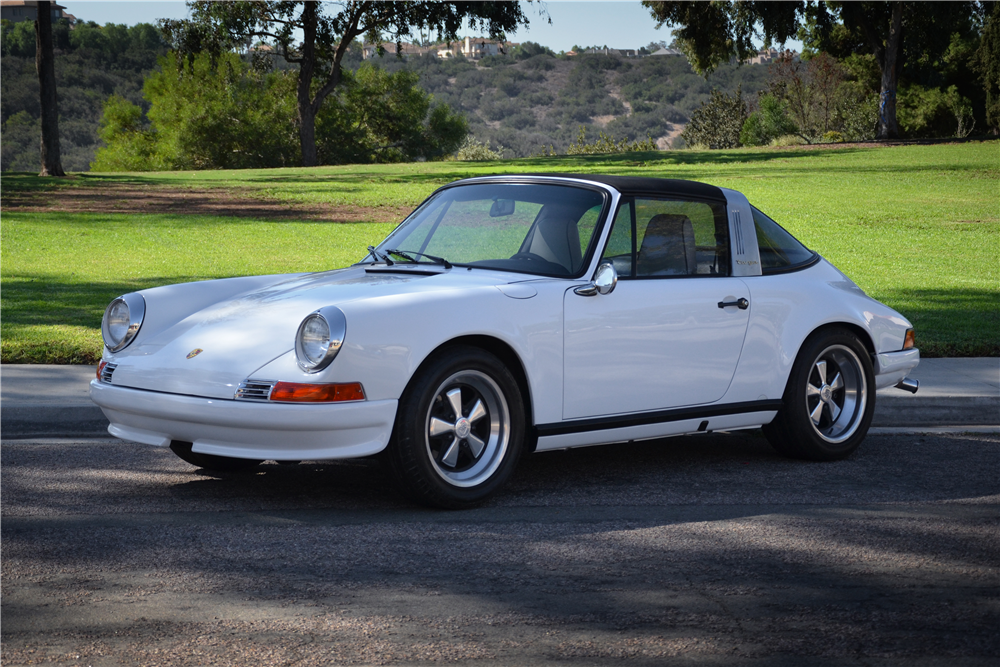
[101,293,145,352]
[295,306,346,373]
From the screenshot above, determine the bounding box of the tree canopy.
[642,1,993,138]
[159,1,534,166]
[92,50,468,170]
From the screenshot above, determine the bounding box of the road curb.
[1,406,110,439]
[873,396,1000,426]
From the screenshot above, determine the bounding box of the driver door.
[563,196,750,420]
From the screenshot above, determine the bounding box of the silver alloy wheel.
[805,344,868,444]
[424,370,510,488]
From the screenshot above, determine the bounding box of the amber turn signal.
[97,360,108,381]
[903,329,916,350]
[270,381,365,403]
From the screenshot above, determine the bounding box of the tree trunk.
[35,0,65,176]
[297,1,318,167]
[299,106,318,167]
[877,2,903,140]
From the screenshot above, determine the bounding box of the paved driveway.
[3,431,998,666]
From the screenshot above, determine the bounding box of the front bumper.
[873,348,920,390]
[89,380,397,461]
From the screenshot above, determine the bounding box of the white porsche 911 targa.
[90,175,919,508]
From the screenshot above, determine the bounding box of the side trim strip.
[536,400,784,437]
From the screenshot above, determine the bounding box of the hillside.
[364,49,769,156]
[0,20,167,172]
[1,23,769,170]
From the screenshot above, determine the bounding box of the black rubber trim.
[535,399,784,438]
[364,267,444,276]
[760,253,821,276]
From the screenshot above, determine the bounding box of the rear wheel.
[384,345,525,509]
[763,329,875,461]
[169,440,262,472]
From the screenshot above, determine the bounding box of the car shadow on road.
[3,432,998,662]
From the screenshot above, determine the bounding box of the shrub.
[681,86,747,149]
[456,136,505,160]
[740,94,798,146]
[91,95,169,171]
[897,84,975,138]
[770,134,807,146]
[822,131,845,143]
[840,94,879,141]
[566,126,657,154]
[522,54,556,71]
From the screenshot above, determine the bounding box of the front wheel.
[763,329,875,461]
[384,345,525,509]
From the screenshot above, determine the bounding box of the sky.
[65,1,804,54]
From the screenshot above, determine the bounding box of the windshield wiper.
[366,245,393,266]
[384,248,453,269]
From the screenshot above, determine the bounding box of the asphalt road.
[3,431,998,666]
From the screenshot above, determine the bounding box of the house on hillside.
[749,47,781,65]
[649,47,684,57]
[579,47,638,58]
[437,36,514,59]
[362,41,432,60]
[1,0,75,24]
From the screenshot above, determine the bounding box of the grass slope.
[2,141,997,363]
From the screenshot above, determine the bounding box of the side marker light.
[269,382,366,403]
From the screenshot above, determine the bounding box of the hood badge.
[186,348,204,359]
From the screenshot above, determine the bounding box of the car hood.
[108,266,542,399]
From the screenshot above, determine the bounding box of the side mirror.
[574,262,618,297]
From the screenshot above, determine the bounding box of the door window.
[601,198,730,277]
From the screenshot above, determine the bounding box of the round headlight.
[101,293,145,352]
[295,306,346,373]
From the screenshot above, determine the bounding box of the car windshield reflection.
[373,183,608,277]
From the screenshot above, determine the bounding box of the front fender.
[248,280,568,424]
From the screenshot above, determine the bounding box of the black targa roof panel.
[519,174,728,202]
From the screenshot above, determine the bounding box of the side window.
[576,204,603,258]
[599,200,634,277]
[633,198,730,277]
[752,207,816,273]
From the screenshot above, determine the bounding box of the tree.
[767,50,848,140]
[92,51,466,170]
[642,1,984,140]
[681,85,747,148]
[160,1,533,167]
[973,1,1000,132]
[35,0,64,175]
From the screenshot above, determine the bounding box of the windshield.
[373,182,608,277]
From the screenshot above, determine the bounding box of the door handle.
[718,297,749,310]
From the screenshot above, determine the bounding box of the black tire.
[169,440,262,472]
[763,328,876,461]
[383,345,525,509]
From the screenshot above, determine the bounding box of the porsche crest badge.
[186,348,204,359]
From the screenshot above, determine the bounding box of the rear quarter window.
[752,207,817,274]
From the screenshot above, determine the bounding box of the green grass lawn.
[2,141,997,363]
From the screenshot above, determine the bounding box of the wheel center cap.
[820,385,833,402]
[455,418,471,439]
